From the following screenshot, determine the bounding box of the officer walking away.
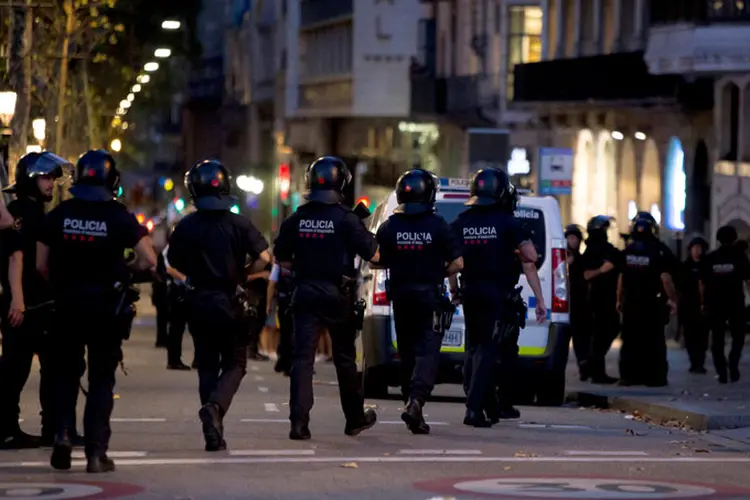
[699,225,750,384]
[374,169,463,435]
[152,249,170,348]
[680,235,709,374]
[450,168,546,427]
[268,260,294,376]
[162,238,192,370]
[274,156,380,441]
[168,160,271,451]
[565,224,590,381]
[0,152,72,449]
[616,212,678,387]
[37,150,157,473]
[581,216,622,384]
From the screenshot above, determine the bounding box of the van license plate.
[442,328,464,348]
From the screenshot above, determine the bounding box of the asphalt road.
[2,325,750,500]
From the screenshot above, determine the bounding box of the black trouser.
[708,306,745,376]
[570,301,591,373]
[167,296,190,365]
[463,298,514,413]
[190,316,248,415]
[155,305,169,347]
[681,308,709,369]
[290,310,364,426]
[247,313,265,357]
[619,306,667,385]
[0,313,55,437]
[51,312,121,458]
[588,305,620,379]
[276,299,293,371]
[392,299,441,404]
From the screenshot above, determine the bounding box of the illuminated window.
[507,6,543,101]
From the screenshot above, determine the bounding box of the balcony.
[646,0,750,74]
[300,0,353,30]
[444,74,500,126]
[512,51,713,110]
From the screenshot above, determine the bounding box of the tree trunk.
[81,59,99,149]
[54,0,75,156]
[7,1,33,182]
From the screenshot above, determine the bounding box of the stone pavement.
[566,340,750,432]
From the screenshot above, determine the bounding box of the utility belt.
[341,274,366,331]
[492,286,527,353]
[385,276,455,334]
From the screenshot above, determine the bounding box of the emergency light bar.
[439,177,535,196]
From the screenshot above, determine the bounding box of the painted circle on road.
[415,477,750,499]
[0,482,142,500]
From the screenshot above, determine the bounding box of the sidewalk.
[566,340,750,431]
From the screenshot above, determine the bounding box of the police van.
[356,177,572,406]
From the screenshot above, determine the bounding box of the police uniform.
[375,169,462,435]
[152,250,170,348]
[167,160,270,452]
[39,150,151,473]
[0,152,68,448]
[619,212,676,386]
[272,263,295,375]
[451,168,542,427]
[700,226,750,383]
[274,156,378,440]
[162,244,191,370]
[580,216,622,384]
[565,224,590,381]
[680,236,709,373]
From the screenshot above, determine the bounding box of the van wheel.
[535,369,566,407]
[363,367,390,399]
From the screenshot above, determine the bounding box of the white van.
[356,178,572,406]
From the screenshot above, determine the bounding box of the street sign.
[539,147,573,196]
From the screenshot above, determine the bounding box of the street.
[2,321,750,500]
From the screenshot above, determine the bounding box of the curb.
[566,390,750,431]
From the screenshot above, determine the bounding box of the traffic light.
[356,195,375,211]
[116,186,124,198]
[279,163,291,203]
[230,204,240,214]
[174,197,185,212]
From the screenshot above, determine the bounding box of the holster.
[113,282,140,341]
[492,286,527,353]
[234,285,259,324]
[433,284,456,334]
[341,275,365,330]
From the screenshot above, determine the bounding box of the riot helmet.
[630,211,659,240]
[586,215,613,245]
[184,159,237,211]
[3,152,68,202]
[465,167,518,213]
[304,156,351,204]
[394,169,438,215]
[69,150,120,202]
[716,225,739,247]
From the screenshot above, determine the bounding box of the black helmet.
[586,215,613,234]
[3,152,68,200]
[70,150,119,202]
[630,211,658,239]
[394,169,438,215]
[304,156,351,204]
[687,234,708,252]
[466,167,518,213]
[184,159,236,211]
[716,225,739,246]
[564,224,583,241]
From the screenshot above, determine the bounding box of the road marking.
[398,449,482,455]
[111,418,167,423]
[250,366,260,372]
[381,420,450,426]
[72,451,148,459]
[241,418,287,423]
[3,456,750,468]
[254,375,265,381]
[0,481,144,499]
[264,403,280,413]
[563,451,649,456]
[258,387,269,393]
[519,424,592,430]
[228,450,315,456]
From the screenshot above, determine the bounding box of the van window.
[436,201,546,268]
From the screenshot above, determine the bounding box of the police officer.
[168,160,271,451]
[581,215,621,384]
[374,169,463,434]
[565,224,590,381]
[450,168,546,427]
[37,150,157,473]
[700,225,750,384]
[274,156,380,440]
[0,152,71,449]
[680,235,709,374]
[616,212,677,386]
[162,236,191,371]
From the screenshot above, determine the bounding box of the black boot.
[730,366,741,383]
[463,409,492,428]
[401,399,430,435]
[50,431,73,470]
[289,423,311,440]
[198,403,225,452]
[86,455,116,473]
[345,408,377,436]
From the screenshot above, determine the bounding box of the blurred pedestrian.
[565,224,589,381]
[680,235,709,374]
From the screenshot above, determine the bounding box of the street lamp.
[0,91,18,127]
[110,139,122,152]
[144,62,159,72]
[236,175,264,195]
[154,48,172,58]
[132,84,142,93]
[136,75,150,84]
[32,118,46,142]
[161,20,181,30]
[127,93,135,102]
[119,100,131,109]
